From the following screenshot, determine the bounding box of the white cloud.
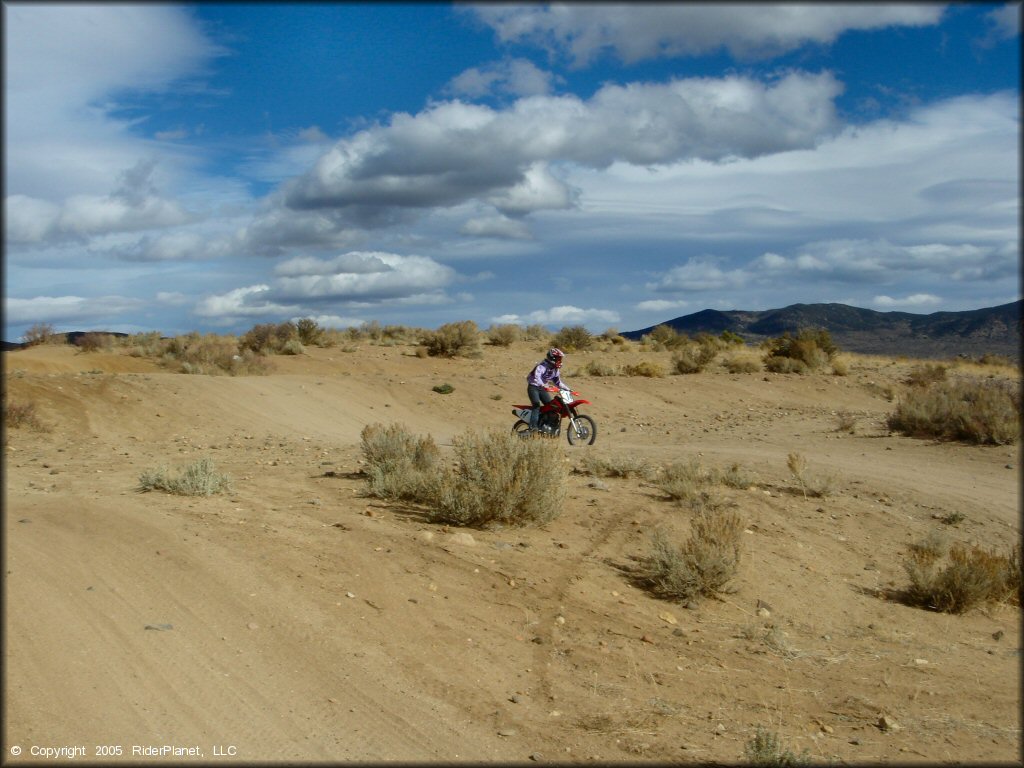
[272,251,456,301]
[300,314,367,330]
[648,257,748,292]
[982,3,1021,44]
[470,4,945,65]
[447,58,561,98]
[193,285,301,320]
[873,294,942,308]
[5,295,146,326]
[5,4,224,198]
[636,299,690,313]
[285,71,841,218]
[493,305,620,327]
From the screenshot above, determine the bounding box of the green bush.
[360,423,440,502]
[421,320,480,357]
[432,383,455,394]
[427,429,565,528]
[887,378,1020,445]
[138,457,232,496]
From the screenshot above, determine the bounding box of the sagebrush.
[428,429,566,528]
[138,457,232,496]
[887,377,1020,445]
[360,422,440,502]
[634,508,744,604]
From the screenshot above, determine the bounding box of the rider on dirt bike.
[526,347,569,433]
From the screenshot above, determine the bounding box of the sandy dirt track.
[3,341,1020,764]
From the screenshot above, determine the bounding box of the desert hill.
[625,300,1022,360]
[4,340,1020,763]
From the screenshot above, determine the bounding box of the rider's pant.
[527,385,554,429]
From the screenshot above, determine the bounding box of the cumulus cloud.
[284,71,841,220]
[469,4,945,65]
[193,285,301,320]
[6,160,194,244]
[447,58,561,98]
[193,252,459,324]
[492,305,621,327]
[272,251,456,302]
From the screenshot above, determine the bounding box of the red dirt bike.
[511,387,597,445]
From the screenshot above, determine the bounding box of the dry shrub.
[22,323,58,347]
[428,429,565,528]
[584,359,617,377]
[579,453,653,479]
[487,324,519,347]
[551,324,593,352]
[764,328,837,372]
[671,342,717,373]
[295,318,323,346]
[5,399,47,431]
[634,508,744,604]
[622,360,665,377]
[764,356,809,374]
[421,320,480,357]
[360,423,440,502]
[75,332,114,352]
[903,534,1022,613]
[715,461,754,489]
[126,331,166,358]
[599,327,627,345]
[523,323,550,342]
[138,457,232,496]
[643,324,689,351]
[786,451,832,497]
[744,727,810,766]
[654,459,718,509]
[162,333,270,375]
[887,377,1020,445]
[830,355,850,376]
[722,351,762,374]
[904,363,948,388]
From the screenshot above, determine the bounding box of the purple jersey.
[527,360,564,389]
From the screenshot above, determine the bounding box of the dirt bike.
[511,387,597,445]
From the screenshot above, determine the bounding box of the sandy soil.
[3,341,1020,764]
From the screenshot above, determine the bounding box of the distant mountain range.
[624,300,1022,360]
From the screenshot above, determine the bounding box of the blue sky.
[3,2,1020,342]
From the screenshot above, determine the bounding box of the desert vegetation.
[901,532,1021,613]
[763,327,838,374]
[4,398,47,431]
[887,376,1020,445]
[360,423,566,528]
[137,457,233,496]
[632,508,745,605]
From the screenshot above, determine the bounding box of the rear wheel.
[566,415,597,445]
[512,420,531,437]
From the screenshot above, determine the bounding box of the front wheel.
[566,415,597,445]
